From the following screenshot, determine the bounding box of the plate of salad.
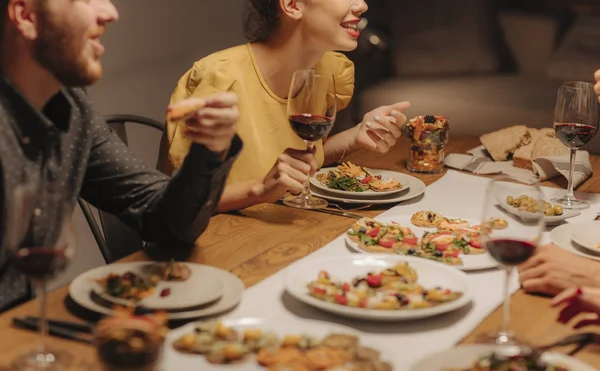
[310,162,410,197]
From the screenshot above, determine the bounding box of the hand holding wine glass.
[250,147,319,203]
[479,176,545,346]
[283,70,336,209]
[552,81,599,209]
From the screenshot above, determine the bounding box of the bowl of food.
[95,310,167,371]
[404,115,449,174]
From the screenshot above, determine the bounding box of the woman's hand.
[552,286,600,328]
[349,101,411,153]
[250,148,318,203]
[518,243,600,295]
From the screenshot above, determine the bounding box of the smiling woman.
[158,0,411,213]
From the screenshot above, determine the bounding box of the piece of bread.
[480,125,531,161]
[166,98,206,121]
[532,135,569,158]
[513,128,556,170]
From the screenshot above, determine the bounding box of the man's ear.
[279,0,303,21]
[7,0,39,40]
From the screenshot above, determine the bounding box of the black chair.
[78,114,165,263]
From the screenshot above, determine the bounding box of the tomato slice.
[436,243,449,251]
[334,294,348,305]
[378,239,394,248]
[361,176,373,184]
[469,236,482,249]
[403,236,418,245]
[342,283,351,292]
[313,287,327,295]
[366,274,383,287]
[367,228,380,238]
[445,249,460,258]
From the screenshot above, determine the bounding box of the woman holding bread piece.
[158,0,411,212]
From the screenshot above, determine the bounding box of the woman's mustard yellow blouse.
[157,43,355,186]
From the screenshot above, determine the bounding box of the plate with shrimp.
[310,162,410,197]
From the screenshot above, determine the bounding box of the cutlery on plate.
[536,332,600,356]
[13,317,93,345]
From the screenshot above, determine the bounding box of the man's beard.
[33,10,102,87]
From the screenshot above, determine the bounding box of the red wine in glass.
[553,122,597,149]
[12,247,70,281]
[288,114,334,142]
[485,239,536,266]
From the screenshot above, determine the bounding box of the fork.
[327,203,372,212]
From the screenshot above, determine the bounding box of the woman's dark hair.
[243,0,281,43]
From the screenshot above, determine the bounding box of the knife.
[310,208,364,219]
[24,316,94,334]
[13,317,93,344]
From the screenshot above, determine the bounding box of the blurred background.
[61,0,600,290]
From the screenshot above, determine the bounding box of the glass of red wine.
[478,176,544,346]
[5,175,75,370]
[283,69,336,209]
[552,81,599,209]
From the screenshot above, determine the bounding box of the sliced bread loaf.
[513,128,556,170]
[480,125,531,161]
[532,135,569,158]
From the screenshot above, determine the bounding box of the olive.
[544,208,554,216]
[407,248,416,255]
[506,196,514,204]
[433,251,443,257]
[358,228,367,234]
[512,200,521,207]
[553,205,564,215]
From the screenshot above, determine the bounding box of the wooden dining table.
[1,136,600,370]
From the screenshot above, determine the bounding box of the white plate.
[89,262,223,310]
[310,167,410,197]
[69,262,245,320]
[497,200,580,225]
[551,223,600,262]
[410,344,596,371]
[161,317,393,371]
[310,174,426,205]
[571,222,600,254]
[344,215,499,271]
[284,255,472,321]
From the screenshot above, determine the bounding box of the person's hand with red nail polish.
[551,286,600,328]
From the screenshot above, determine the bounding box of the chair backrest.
[78,114,165,263]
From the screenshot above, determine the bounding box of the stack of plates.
[309,167,426,204]
[69,262,245,320]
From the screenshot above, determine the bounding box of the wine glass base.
[475,330,530,347]
[282,194,328,210]
[11,347,72,371]
[551,196,590,210]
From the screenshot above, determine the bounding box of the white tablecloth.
[225,170,600,370]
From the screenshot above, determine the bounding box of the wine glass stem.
[565,148,577,200]
[36,280,48,353]
[501,266,514,335]
[300,141,316,202]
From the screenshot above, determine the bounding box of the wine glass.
[5,175,76,370]
[552,81,599,209]
[283,69,337,209]
[478,176,544,346]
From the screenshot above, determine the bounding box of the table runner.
[223,171,600,370]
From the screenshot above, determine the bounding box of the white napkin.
[445,145,593,188]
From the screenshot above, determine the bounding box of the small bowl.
[95,313,167,371]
